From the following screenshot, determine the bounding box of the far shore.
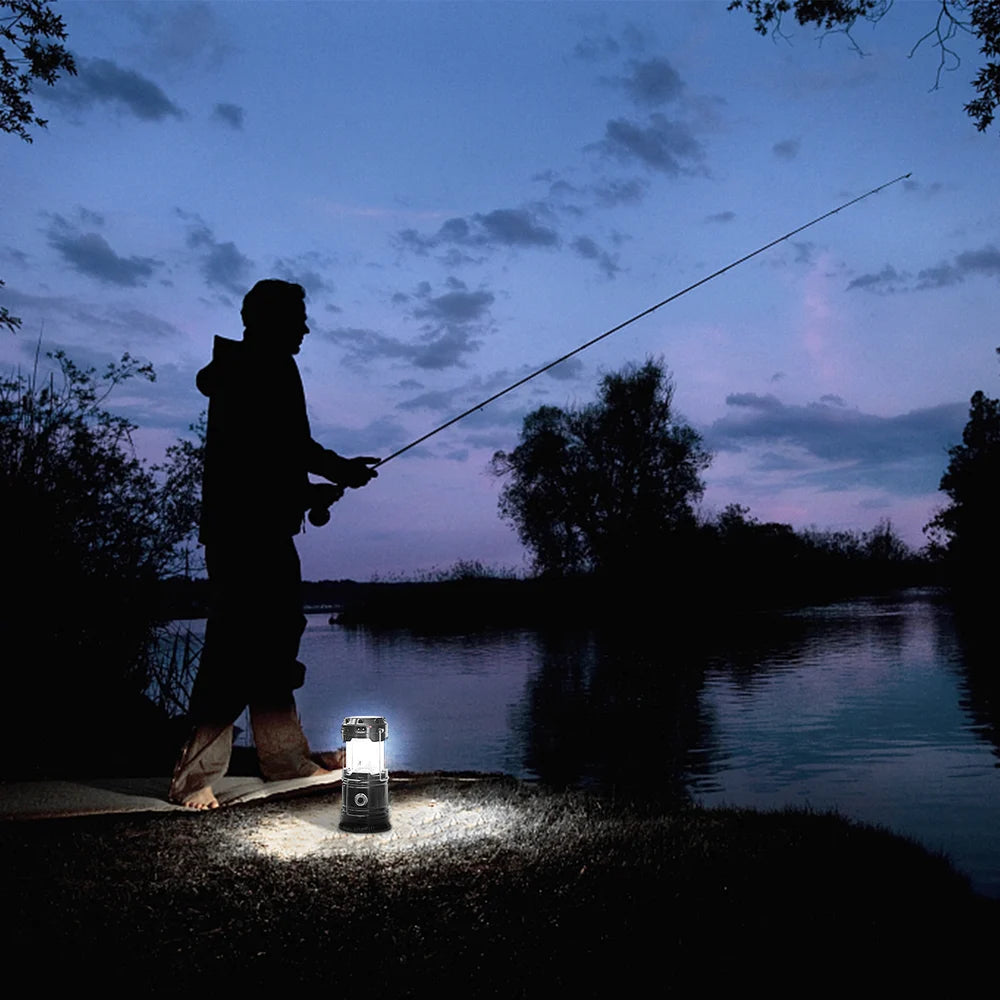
[159,572,948,629]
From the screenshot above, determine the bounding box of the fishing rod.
[308,172,911,524]
[371,171,911,469]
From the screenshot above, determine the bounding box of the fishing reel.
[306,482,345,526]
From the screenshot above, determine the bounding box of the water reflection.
[516,628,714,808]
[689,590,1000,898]
[176,588,1000,896]
[949,602,1000,766]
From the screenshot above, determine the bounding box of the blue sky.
[3,1,998,580]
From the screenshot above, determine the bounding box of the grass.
[1,775,995,992]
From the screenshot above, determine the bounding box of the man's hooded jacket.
[197,335,337,544]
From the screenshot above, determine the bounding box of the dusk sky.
[3,0,998,581]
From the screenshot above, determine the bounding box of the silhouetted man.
[169,279,378,808]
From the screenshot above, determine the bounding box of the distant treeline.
[157,515,938,629]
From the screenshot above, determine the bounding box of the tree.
[0,350,202,775]
[924,355,1000,577]
[728,0,1000,134]
[1,0,75,141]
[491,358,711,578]
[2,1,77,332]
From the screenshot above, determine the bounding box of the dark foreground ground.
[1,775,996,993]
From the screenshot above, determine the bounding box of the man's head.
[241,279,309,354]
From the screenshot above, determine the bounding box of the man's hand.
[336,455,380,488]
[315,449,381,488]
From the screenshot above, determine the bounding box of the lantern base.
[340,770,390,832]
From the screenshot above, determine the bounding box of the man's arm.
[307,440,380,488]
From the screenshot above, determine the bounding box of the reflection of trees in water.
[948,600,1000,765]
[515,627,715,809]
[705,594,914,692]
[516,592,951,806]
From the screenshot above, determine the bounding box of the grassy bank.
[2,775,994,992]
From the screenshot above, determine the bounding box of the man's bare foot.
[311,748,345,771]
[180,786,219,809]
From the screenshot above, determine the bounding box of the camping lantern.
[340,716,390,831]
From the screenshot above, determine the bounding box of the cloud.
[543,357,585,381]
[398,206,559,257]
[536,172,650,213]
[326,326,480,371]
[574,34,621,62]
[772,138,800,160]
[413,283,495,324]
[272,253,334,297]
[591,113,705,176]
[574,23,648,62]
[914,263,959,290]
[125,1,235,71]
[706,392,967,495]
[478,209,558,247]
[392,367,548,456]
[48,57,183,121]
[212,102,245,129]
[325,278,496,371]
[571,235,620,278]
[178,211,254,294]
[310,415,409,457]
[591,176,649,206]
[620,57,684,106]
[955,245,1000,277]
[46,215,161,287]
[0,286,184,344]
[846,264,907,293]
[849,244,1000,293]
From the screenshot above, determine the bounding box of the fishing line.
[374,171,911,468]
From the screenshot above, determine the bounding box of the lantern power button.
[353,792,369,807]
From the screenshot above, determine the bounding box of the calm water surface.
[202,589,1000,897]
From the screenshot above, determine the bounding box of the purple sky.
[3,2,998,580]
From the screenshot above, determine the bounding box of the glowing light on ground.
[236,786,521,861]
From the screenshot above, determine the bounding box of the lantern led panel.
[340,715,390,832]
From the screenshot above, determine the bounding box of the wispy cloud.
[212,102,245,129]
[47,57,183,121]
[847,244,1000,293]
[590,113,705,176]
[45,214,162,287]
[706,392,966,496]
[399,207,559,258]
[177,211,254,295]
[0,286,184,344]
[325,278,496,371]
[619,57,684,107]
[846,264,907,293]
[571,235,620,278]
[772,138,800,161]
[272,252,334,298]
[125,0,236,72]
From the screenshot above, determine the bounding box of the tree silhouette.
[1,0,74,141]
[729,0,1000,134]
[0,350,202,775]
[924,353,1000,583]
[491,358,711,578]
[2,0,77,332]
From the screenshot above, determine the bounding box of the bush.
[0,350,201,775]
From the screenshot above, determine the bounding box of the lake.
[191,587,1000,897]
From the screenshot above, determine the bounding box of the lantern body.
[340,715,390,831]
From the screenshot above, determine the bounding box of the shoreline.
[2,774,996,990]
